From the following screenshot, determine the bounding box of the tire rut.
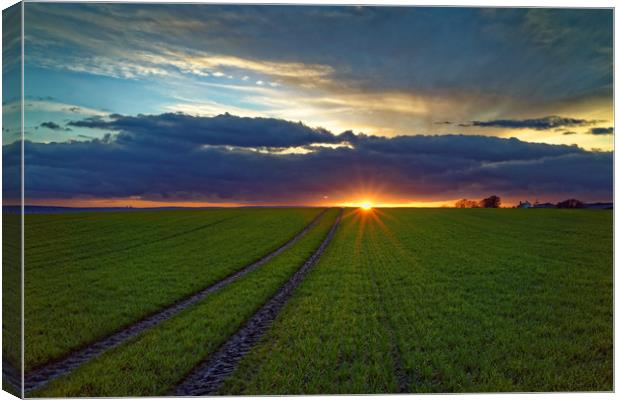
[171,209,343,396]
[24,209,329,394]
[368,260,409,393]
[366,224,410,393]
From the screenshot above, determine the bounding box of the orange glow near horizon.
[20,195,531,209]
[336,199,459,208]
[15,175,491,209]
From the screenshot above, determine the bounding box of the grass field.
[221,208,613,393]
[2,213,22,396]
[23,208,322,372]
[34,208,341,397]
[21,207,612,395]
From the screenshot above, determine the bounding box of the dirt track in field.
[171,209,343,396]
[24,209,329,394]
[367,261,410,393]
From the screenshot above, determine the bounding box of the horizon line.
[6,201,614,211]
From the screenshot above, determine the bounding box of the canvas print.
[1,2,614,397]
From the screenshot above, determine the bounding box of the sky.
[2,3,614,207]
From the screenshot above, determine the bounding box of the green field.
[222,208,613,393]
[2,213,22,396]
[35,208,341,397]
[22,208,612,395]
[23,208,322,371]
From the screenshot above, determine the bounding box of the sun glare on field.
[360,202,373,211]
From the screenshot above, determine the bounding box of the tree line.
[455,195,501,208]
[455,196,589,208]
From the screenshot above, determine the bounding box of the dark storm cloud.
[590,127,613,135]
[14,113,611,203]
[470,116,598,130]
[68,113,348,148]
[345,132,580,162]
[40,121,71,131]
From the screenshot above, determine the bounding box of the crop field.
[23,208,322,372]
[18,207,612,396]
[221,209,613,393]
[2,213,21,396]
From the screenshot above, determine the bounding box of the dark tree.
[455,199,479,208]
[479,195,501,208]
[556,198,585,208]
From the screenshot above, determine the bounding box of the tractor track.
[368,260,409,393]
[366,223,410,393]
[23,209,329,394]
[171,208,343,396]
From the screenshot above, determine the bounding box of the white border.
[0,1,616,400]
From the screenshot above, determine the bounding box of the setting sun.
[360,202,373,210]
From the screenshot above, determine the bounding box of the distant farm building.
[517,201,532,208]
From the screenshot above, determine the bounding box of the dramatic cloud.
[23,5,612,100]
[40,121,71,131]
[20,5,613,145]
[8,113,611,204]
[10,6,612,205]
[590,127,613,135]
[469,115,599,130]
[67,113,348,148]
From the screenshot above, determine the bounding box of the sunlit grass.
[221,209,613,393]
